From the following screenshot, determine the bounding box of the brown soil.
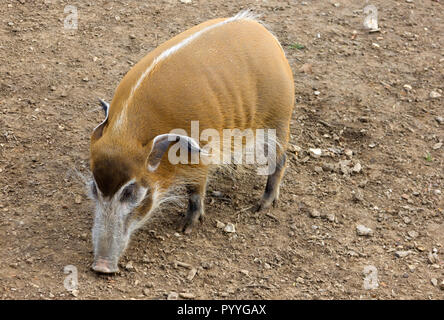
[0,0,443,300]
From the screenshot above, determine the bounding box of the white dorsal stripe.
[112,10,261,132]
[131,10,260,97]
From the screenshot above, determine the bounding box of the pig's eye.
[120,183,137,203]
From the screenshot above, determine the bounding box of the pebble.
[309,209,321,218]
[143,288,150,296]
[314,90,321,96]
[216,220,225,229]
[407,230,418,238]
[322,163,336,172]
[356,224,373,237]
[309,148,322,158]
[180,0,192,3]
[167,291,178,300]
[345,149,353,158]
[314,166,323,174]
[187,268,197,281]
[352,162,362,174]
[352,190,364,202]
[431,278,438,286]
[435,116,443,125]
[428,252,439,264]
[432,142,442,150]
[179,292,196,299]
[74,195,82,204]
[240,269,249,276]
[430,91,441,99]
[403,84,412,91]
[440,280,444,291]
[288,144,302,153]
[395,250,411,258]
[125,261,134,270]
[339,160,351,175]
[224,223,236,233]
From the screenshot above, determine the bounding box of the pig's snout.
[92,258,119,274]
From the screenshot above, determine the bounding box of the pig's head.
[88,152,159,273]
[88,100,204,273]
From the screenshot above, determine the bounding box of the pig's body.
[89,12,294,273]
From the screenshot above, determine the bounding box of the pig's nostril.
[92,259,119,274]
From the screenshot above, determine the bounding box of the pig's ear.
[98,99,109,117]
[146,134,207,172]
[91,99,110,142]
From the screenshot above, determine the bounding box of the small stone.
[211,190,223,197]
[314,166,323,174]
[309,148,322,158]
[352,190,364,202]
[240,269,249,276]
[403,84,412,91]
[407,230,418,238]
[129,34,136,39]
[125,261,134,270]
[71,289,79,297]
[288,144,302,153]
[224,223,236,233]
[339,160,351,175]
[74,195,82,204]
[352,162,362,174]
[143,288,150,296]
[434,189,441,195]
[82,77,89,82]
[179,292,195,299]
[345,149,353,158]
[440,280,444,290]
[372,43,380,48]
[401,194,410,200]
[216,220,225,229]
[430,91,441,99]
[428,252,439,264]
[187,268,197,281]
[322,163,336,172]
[314,90,321,96]
[395,250,411,258]
[432,142,442,150]
[309,209,321,218]
[431,278,438,286]
[435,116,443,125]
[356,224,373,237]
[167,291,178,300]
[325,213,335,222]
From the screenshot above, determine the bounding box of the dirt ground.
[0,0,443,300]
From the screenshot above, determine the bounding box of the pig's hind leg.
[255,152,287,212]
